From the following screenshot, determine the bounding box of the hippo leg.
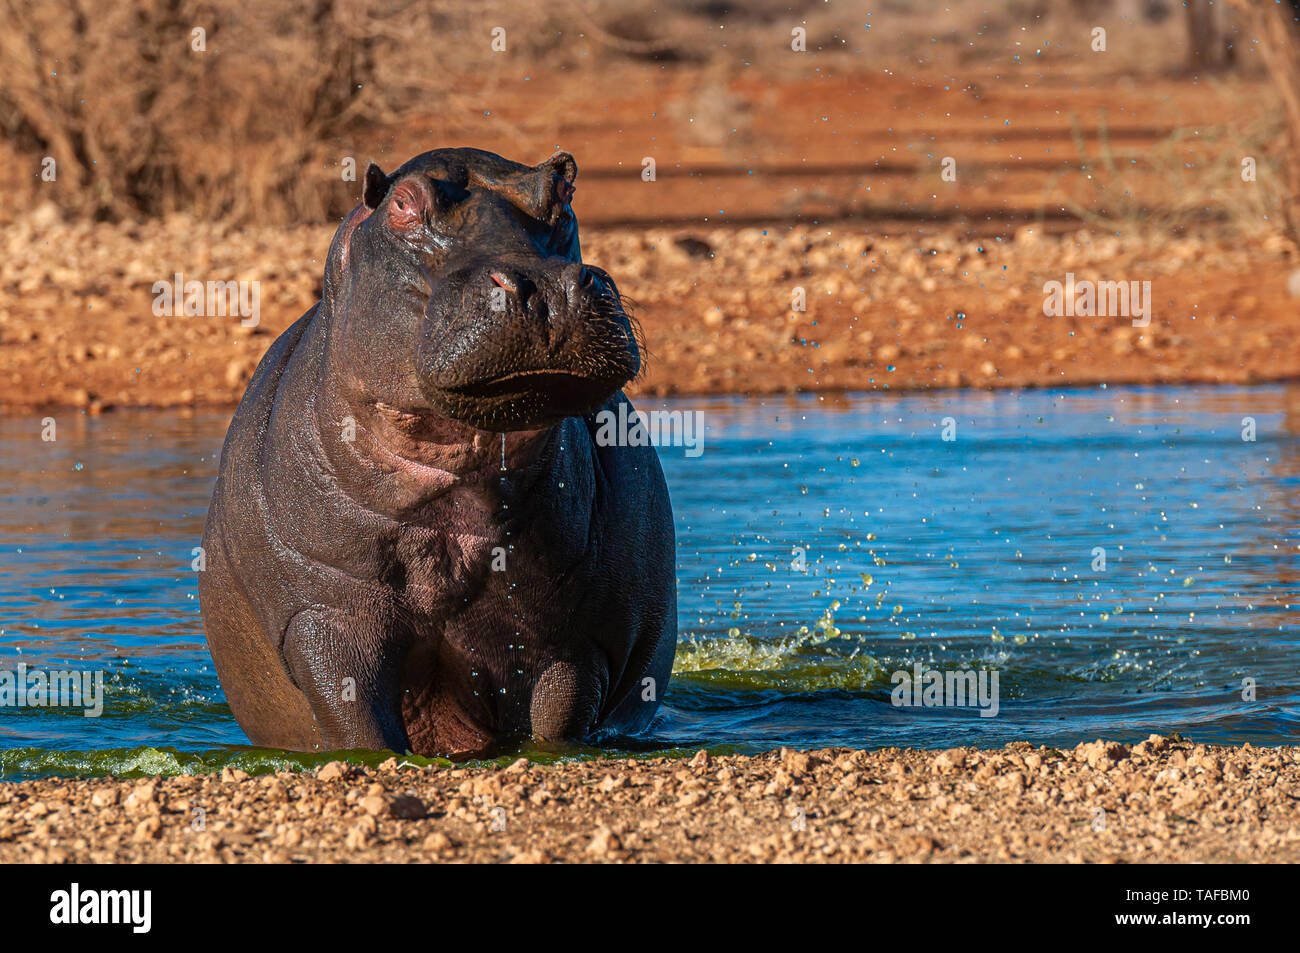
[199,535,320,751]
[599,620,677,736]
[529,650,608,743]
[283,609,409,753]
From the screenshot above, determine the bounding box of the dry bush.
[1046,98,1290,241]
[1,0,376,223]
[0,0,1279,227]
[0,0,567,226]
[1228,0,1300,247]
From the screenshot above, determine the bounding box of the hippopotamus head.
[322,148,640,434]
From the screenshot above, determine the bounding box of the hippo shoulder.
[240,305,318,413]
[582,392,674,526]
[208,305,318,523]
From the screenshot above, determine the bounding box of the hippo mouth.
[452,368,596,395]
[426,364,631,431]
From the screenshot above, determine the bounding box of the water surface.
[1,384,1296,778]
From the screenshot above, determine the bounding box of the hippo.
[198,148,676,756]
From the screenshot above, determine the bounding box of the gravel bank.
[2,219,1298,414]
[2,737,1297,863]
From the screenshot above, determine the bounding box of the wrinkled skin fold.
[198,148,676,756]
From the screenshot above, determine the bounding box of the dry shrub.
[0,0,566,225]
[1048,96,1291,242]
[0,0,1281,228]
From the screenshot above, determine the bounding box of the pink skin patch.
[362,399,549,489]
[336,203,372,268]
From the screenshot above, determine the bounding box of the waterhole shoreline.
[1,738,1296,863]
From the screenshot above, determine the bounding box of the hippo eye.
[386,181,430,233]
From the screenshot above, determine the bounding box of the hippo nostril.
[560,263,594,305]
[488,271,538,310]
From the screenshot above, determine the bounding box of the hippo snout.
[416,259,640,431]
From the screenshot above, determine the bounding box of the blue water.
[0,384,1297,778]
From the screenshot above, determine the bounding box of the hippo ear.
[545,151,577,185]
[363,162,392,209]
[539,152,577,211]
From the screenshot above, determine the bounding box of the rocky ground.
[1,216,1297,414]
[2,737,1297,863]
[3,63,1296,412]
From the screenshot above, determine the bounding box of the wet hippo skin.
[198,149,676,756]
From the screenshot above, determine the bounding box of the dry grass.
[0,0,563,225]
[0,0,1274,228]
[1049,89,1291,240]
